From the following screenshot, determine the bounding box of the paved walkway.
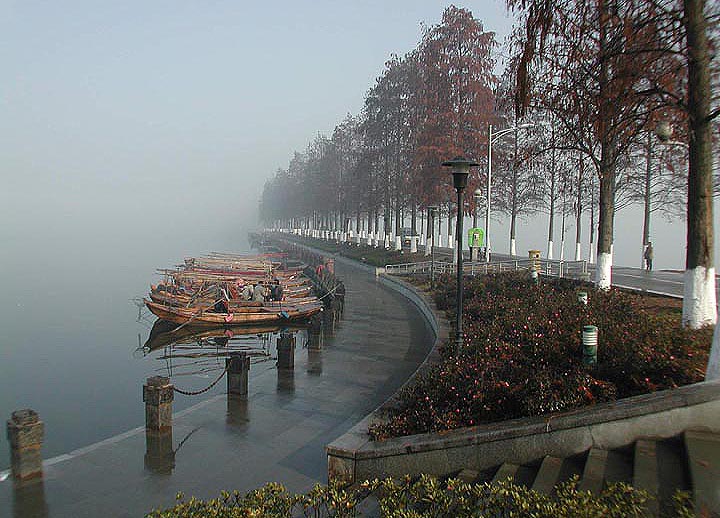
[0,261,434,517]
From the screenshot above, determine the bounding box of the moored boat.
[144,299,322,327]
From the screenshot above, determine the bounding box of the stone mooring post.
[6,409,44,481]
[143,376,174,432]
[277,332,296,370]
[308,314,324,349]
[226,352,251,397]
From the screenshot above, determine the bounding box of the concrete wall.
[327,380,720,483]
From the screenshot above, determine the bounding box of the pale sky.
[0,1,708,271]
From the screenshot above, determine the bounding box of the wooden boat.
[148,290,316,308]
[144,299,322,327]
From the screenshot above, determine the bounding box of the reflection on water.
[226,396,250,427]
[12,478,48,518]
[307,347,322,376]
[144,429,175,475]
[276,369,295,394]
[140,318,308,381]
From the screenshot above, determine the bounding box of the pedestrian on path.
[644,242,654,271]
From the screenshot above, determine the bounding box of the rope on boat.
[172,366,228,396]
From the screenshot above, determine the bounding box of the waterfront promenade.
[0,260,434,517]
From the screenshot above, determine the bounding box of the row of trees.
[260,3,719,344]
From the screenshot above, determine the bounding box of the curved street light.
[484,123,535,262]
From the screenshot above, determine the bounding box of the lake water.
[0,227,256,470]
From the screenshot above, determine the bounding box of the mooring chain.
[171,365,229,396]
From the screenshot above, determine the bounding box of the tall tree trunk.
[594,0,616,290]
[589,176,596,264]
[547,147,556,259]
[510,128,518,256]
[642,132,652,268]
[575,154,583,261]
[683,0,717,339]
[560,185,567,261]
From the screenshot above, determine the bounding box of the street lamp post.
[472,188,482,262]
[442,157,480,354]
[429,206,439,289]
[485,123,535,262]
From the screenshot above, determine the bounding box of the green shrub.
[370,273,711,440]
[147,476,693,517]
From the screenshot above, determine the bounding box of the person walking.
[644,242,654,271]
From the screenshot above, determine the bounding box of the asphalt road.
[430,246,720,300]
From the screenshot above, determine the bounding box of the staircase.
[351,430,719,517]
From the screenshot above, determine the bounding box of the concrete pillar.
[143,376,174,432]
[6,409,44,481]
[144,429,175,474]
[277,333,296,370]
[226,352,250,397]
[308,315,324,349]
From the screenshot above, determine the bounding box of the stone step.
[531,455,564,495]
[578,448,608,494]
[455,468,479,484]
[556,453,586,487]
[656,437,690,517]
[604,448,633,486]
[354,492,380,518]
[492,462,520,484]
[684,430,720,516]
[633,439,660,517]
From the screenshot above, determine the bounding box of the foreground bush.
[147,475,693,517]
[370,273,711,440]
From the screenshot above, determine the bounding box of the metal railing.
[385,258,588,279]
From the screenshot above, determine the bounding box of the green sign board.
[468,227,484,247]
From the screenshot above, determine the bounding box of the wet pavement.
[0,261,434,517]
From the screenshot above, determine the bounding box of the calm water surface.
[0,230,254,470]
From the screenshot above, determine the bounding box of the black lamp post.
[442,156,480,354]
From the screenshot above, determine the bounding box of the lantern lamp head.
[442,156,479,191]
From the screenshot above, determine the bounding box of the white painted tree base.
[595,252,612,290]
[510,238,516,257]
[410,237,418,253]
[394,236,402,251]
[547,240,553,260]
[448,235,454,250]
[682,267,717,329]
[574,242,581,261]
